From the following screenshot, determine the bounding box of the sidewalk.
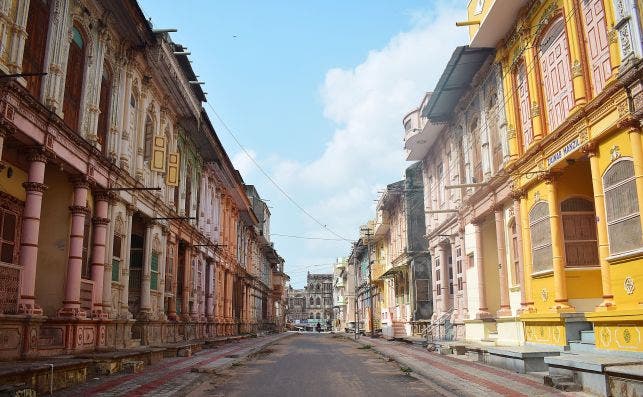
[343,335,590,397]
[54,333,292,397]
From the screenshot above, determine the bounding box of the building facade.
[332,257,348,331]
[0,0,286,360]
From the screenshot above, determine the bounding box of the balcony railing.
[0,262,20,314]
[129,268,142,290]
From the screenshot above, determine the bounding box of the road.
[188,333,441,397]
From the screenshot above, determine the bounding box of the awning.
[379,263,409,280]
[421,46,494,123]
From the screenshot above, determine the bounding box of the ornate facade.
[0,0,286,361]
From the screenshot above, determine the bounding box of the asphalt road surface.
[187,333,442,397]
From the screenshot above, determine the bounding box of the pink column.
[437,243,449,313]
[206,261,214,320]
[473,221,491,319]
[91,192,111,319]
[58,177,90,318]
[458,225,469,319]
[512,192,527,312]
[495,207,512,317]
[17,149,48,315]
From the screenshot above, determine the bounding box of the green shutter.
[151,253,159,290]
[111,259,119,282]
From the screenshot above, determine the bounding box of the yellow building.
[466,0,643,354]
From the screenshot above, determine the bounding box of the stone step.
[568,341,597,354]
[554,381,582,392]
[544,374,574,387]
[580,330,595,344]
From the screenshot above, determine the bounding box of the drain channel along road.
[187,333,442,397]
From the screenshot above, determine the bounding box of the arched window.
[315,313,320,319]
[129,92,137,136]
[144,114,154,162]
[514,61,533,151]
[63,25,86,130]
[529,202,552,273]
[97,63,112,153]
[603,159,643,254]
[470,117,483,183]
[539,17,573,132]
[111,215,124,282]
[316,297,321,306]
[508,219,520,285]
[309,297,314,306]
[580,0,611,95]
[561,198,598,267]
[23,0,50,98]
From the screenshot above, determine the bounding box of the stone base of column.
[475,309,492,320]
[497,306,512,317]
[91,309,109,320]
[595,295,616,311]
[551,300,575,312]
[17,300,43,316]
[57,306,87,319]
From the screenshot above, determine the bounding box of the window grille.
[530,202,553,272]
[561,198,599,267]
[604,159,643,254]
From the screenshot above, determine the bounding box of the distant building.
[332,258,348,331]
[304,273,334,329]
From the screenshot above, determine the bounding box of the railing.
[0,262,20,314]
[129,268,142,290]
[165,273,173,293]
[421,307,455,347]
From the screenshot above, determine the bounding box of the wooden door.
[63,27,85,131]
[515,62,533,150]
[97,66,111,152]
[539,18,573,132]
[23,0,50,98]
[581,0,611,95]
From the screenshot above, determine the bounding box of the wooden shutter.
[604,160,643,254]
[151,135,166,172]
[166,152,179,186]
[530,202,553,273]
[515,62,533,150]
[561,198,599,267]
[97,67,111,152]
[581,0,611,95]
[23,0,50,98]
[539,19,574,131]
[63,27,85,131]
[151,253,159,290]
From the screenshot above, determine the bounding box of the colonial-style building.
[0,0,286,361]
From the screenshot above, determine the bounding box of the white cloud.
[231,149,257,180]
[253,2,468,287]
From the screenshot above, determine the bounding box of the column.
[90,191,111,318]
[627,125,643,236]
[138,221,153,317]
[494,206,512,317]
[501,60,519,163]
[473,221,490,318]
[102,199,115,317]
[120,206,134,318]
[562,0,588,107]
[586,144,615,309]
[158,228,168,319]
[437,243,449,313]
[511,191,527,312]
[524,45,545,140]
[168,235,178,321]
[546,174,574,311]
[59,177,90,318]
[602,0,621,78]
[519,194,535,311]
[206,261,214,320]
[0,121,14,162]
[17,149,48,314]
[458,225,469,319]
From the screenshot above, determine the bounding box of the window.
[144,115,154,162]
[23,0,50,98]
[111,234,122,282]
[97,64,112,153]
[151,252,159,290]
[184,165,192,216]
[0,209,18,264]
[129,93,137,137]
[309,297,314,305]
[515,62,533,150]
[539,18,573,132]
[580,0,611,95]
[63,25,86,130]
[604,159,643,254]
[316,313,320,319]
[316,297,321,306]
[561,198,599,267]
[437,164,445,205]
[309,312,313,319]
[470,118,483,182]
[530,202,553,273]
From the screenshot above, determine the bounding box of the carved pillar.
[585,144,615,309]
[437,242,449,313]
[473,221,491,318]
[206,260,214,320]
[159,227,168,319]
[181,244,190,319]
[17,149,48,314]
[43,0,71,113]
[494,206,512,317]
[90,191,111,318]
[562,0,588,107]
[167,234,178,321]
[102,200,115,317]
[511,191,527,312]
[139,221,153,317]
[524,45,545,141]
[0,120,15,163]
[120,205,134,319]
[58,177,90,318]
[545,174,574,311]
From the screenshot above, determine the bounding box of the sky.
[139,0,469,288]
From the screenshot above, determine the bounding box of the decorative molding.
[624,275,635,295]
[572,60,582,78]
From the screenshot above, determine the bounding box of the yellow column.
[585,144,615,310]
[501,60,520,163]
[628,125,643,238]
[519,193,535,312]
[524,45,545,140]
[601,0,621,78]
[562,0,588,107]
[546,174,574,312]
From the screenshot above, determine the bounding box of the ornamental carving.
[610,145,622,161]
[69,205,91,216]
[623,328,632,343]
[531,102,540,118]
[572,60,583,78]
[624,275,635,295]
[21,182,48,193]
[541,287,549,302]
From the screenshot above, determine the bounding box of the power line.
[271,233,345,241]
[205,101,351,243]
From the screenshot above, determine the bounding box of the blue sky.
[139,0,468,288]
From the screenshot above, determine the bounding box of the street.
[188,333,439,397]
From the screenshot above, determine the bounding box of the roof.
[172,43,207,102]
[421,46,493,123]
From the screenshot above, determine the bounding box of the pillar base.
[167,312,178,321]
[91,309,109,320]
[17,302,43,316]
[476,309,492,320]
[595,300,617,312]
[550,301,576,313]
[497,307,512,317]
[57,306,87,319]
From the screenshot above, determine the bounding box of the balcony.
[371,261,385,281]
[467,0,529,48]
[403,94,445,161]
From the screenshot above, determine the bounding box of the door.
[581,0,611,95]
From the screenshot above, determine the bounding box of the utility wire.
[205,101,351,243]
[271,233,346,241]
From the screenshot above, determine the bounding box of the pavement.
[188,332,441,397]
[344,334,592,397]
[54,333,291,397]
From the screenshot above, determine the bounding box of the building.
[305,272,334,330]
[0,0,286,360]
[332,257,348,331]
[286,287,308,326]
